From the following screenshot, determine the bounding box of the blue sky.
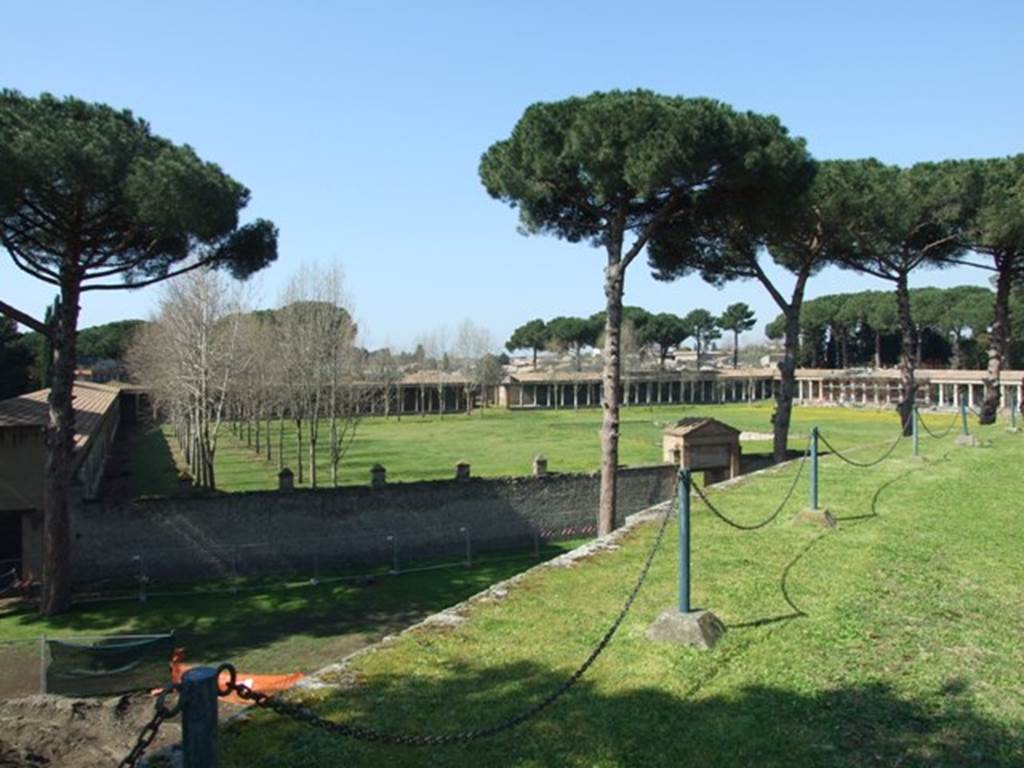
[2,1,1022,350]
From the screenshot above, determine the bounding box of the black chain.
[217,507,673,746]
[693,437,811,531]
[118,684,181,767]
[817,425,905,468]
[917,410,960,439]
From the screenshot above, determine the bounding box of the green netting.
[44,632,175,697]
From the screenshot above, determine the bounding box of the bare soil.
[0,693,181,768]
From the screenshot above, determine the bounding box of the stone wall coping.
[87,463,676,509]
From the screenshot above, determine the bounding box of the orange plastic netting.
[166,648,304,706]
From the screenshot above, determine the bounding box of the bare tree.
[368,347,403,420]
[454,320,495,413]
[417,326,452,417]
[129,268,248,491]
[277,264,360,487]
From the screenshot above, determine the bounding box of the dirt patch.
[0,693,180,767]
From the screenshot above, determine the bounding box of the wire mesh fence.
[0,517,596,699]
[65,514,597,603]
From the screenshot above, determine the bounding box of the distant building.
[0,382,123,579]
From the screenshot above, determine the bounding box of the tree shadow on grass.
[220,659,1023,768]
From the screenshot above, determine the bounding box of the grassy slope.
[221,420,1024,768]
[180,403,932,492]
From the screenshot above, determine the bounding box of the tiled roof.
[0,382,120,450]
[664,417,741,436]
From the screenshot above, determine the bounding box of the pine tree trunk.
[733,330,739,368]
[773,307,800,463]
[895,272,916,435]
[980,258,1013,424]
[875,331,882,368]
[599,260,624,537]
[40,273,82,615]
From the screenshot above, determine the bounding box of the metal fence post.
[912,406,919,457]
[678,469,691,614]
[229,547,238,593]
[39,635,46,694]
[134,554,147,603]
[387,535,399,574]
[181,666,219,768]
[461,527,472,567]
[1012,391,1018,430]
[809,426,819,510]
[961,397,969,435]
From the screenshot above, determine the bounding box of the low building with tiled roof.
[0,381,122,579]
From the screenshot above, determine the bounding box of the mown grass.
[160,403,953,493]
[218,417,1024,767]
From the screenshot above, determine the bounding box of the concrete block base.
[1006,427,1019,434]
[797,508,836,528]
[955,434,981,447]
[646,608,725,650]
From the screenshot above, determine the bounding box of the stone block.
[646,608,725,650]
[797,508,836,528]
[955,434,980,447]
[277,468,294,491]
[532,455,548,477]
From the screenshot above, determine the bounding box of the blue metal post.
[182,666,219,768]
[809,426,819,510]
[677,469,691,614]
[912,406,919,456]
[960,397,969,436]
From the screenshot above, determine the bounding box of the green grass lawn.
[217,418,1024,767]
[161,403,956,493]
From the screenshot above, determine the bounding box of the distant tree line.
[506,301,756,370]
[766,285,1024,371]
[0,316,146,398]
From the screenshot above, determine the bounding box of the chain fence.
[118,683,181,768]
[120,507,673,763]
[817,427,905,468]
[692,436,811,531]
[918,410,961,439]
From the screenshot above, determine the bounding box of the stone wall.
[71,465,676,584]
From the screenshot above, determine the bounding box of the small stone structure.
[455,461,471,481]
[277,468,294,491]
[532,455,548,477]
[370,464,387,488]
[662,418,741,486]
